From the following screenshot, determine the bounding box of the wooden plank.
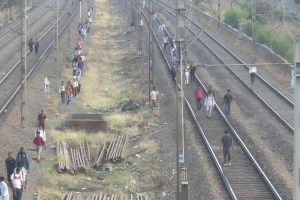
[81,142,90,169]
[114,136,122,159]
[95,142,107,166]
[121,134,129,159]
[80,143,87,169]
[62,141,70,170]
[110,136,120,160]
[70,148,77,171]
[116,135,125,159]
[93,143,101,166]
[106,137,116,160]
[85,140,91,161]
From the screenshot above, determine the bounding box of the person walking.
[0,177,9,200]
[72,77,78,97]
[184,64,190,85]
[204,91,215,118]
[76,38,83,49]
[163,35,168,49]
[249,65,257,84]
[77,56,84,76]
[207,85,215,98]
[77,72,83,93]
[28,38,33,54]
[65,82,73,105]
[150,87,159,108]
[223,89,233,116]
[190,63,196,82]
[33,131,45,163]
[220,130,233,166]
[15,148,29,175]
[171,48,176,63]
[194,84,205,111]
[37,110,47,131]
[59,81,66,104]
[5,152,16,186]
[171,64,176,82]
[34,38,39,55]
[10,167,23,200]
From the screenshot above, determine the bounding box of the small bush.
[243,19,252,36]
[256,23,270,44]
[224,7,243,29]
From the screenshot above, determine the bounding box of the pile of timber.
[62,192,148,200]
[57,141,91,172]
[94,135,129,167]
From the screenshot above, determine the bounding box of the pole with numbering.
[148,0,153,107]
[175,0,188,198]
[20,0,27,127]
[55,0,58,70]
[294,43,300,200]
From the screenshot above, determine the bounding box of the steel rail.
[157,0,294,133]
[0,1,79,115]
[164,0,294,107]
[0,0,51,37]
[140,2,282,199]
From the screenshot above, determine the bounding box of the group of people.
[59,7,93,105]
[28,38,40,55]
[0,4,96,200]
[1,143,46,200]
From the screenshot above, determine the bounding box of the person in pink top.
[76,38,83,49]
[194,84,205,111]
[33,131,45,163]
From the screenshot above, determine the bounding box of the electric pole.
[79,0,82,22]
[138,0,143,55]
[294,43,300,200]
[175,0,188,198]
[251,0,256,54]
[20,0,27,127]
[54,0,58,70]
[148,0,153,107]
[68,0,71,48]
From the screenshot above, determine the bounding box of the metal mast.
[54,0,58,70]
[251,0,256,53]
[20,0,27,127]
[175,0,188,198]
[148,0,153,106]
[294,43,300,200]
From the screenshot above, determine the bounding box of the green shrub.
[256,23,269,44]
[269,34,293,61]
[224,7,243,29]
[242,19,252,37]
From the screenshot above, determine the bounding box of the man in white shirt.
[150,87,159,108]
[11,167,23,200]
[0,177,9,200]
[249,65,257,84]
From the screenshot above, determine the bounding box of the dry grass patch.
[106,112,144,131]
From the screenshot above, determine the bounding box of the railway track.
[157,0,294,134]
[0,0,53,49]
[133,1,283,199]
[0,0,79,115]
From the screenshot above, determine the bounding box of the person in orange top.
[65,82,73,105]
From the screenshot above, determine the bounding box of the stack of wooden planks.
[94,134,129,167]
[61,192,148,200]
[57,141,91,172]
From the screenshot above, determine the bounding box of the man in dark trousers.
[220,130,233,166]
[190,62,196,82]
[34,38,39,55]
[28,38,33,54]
[16,148,29,174]
[223,89,233,116]
[5,152,16,186]
[37,110,47,131]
